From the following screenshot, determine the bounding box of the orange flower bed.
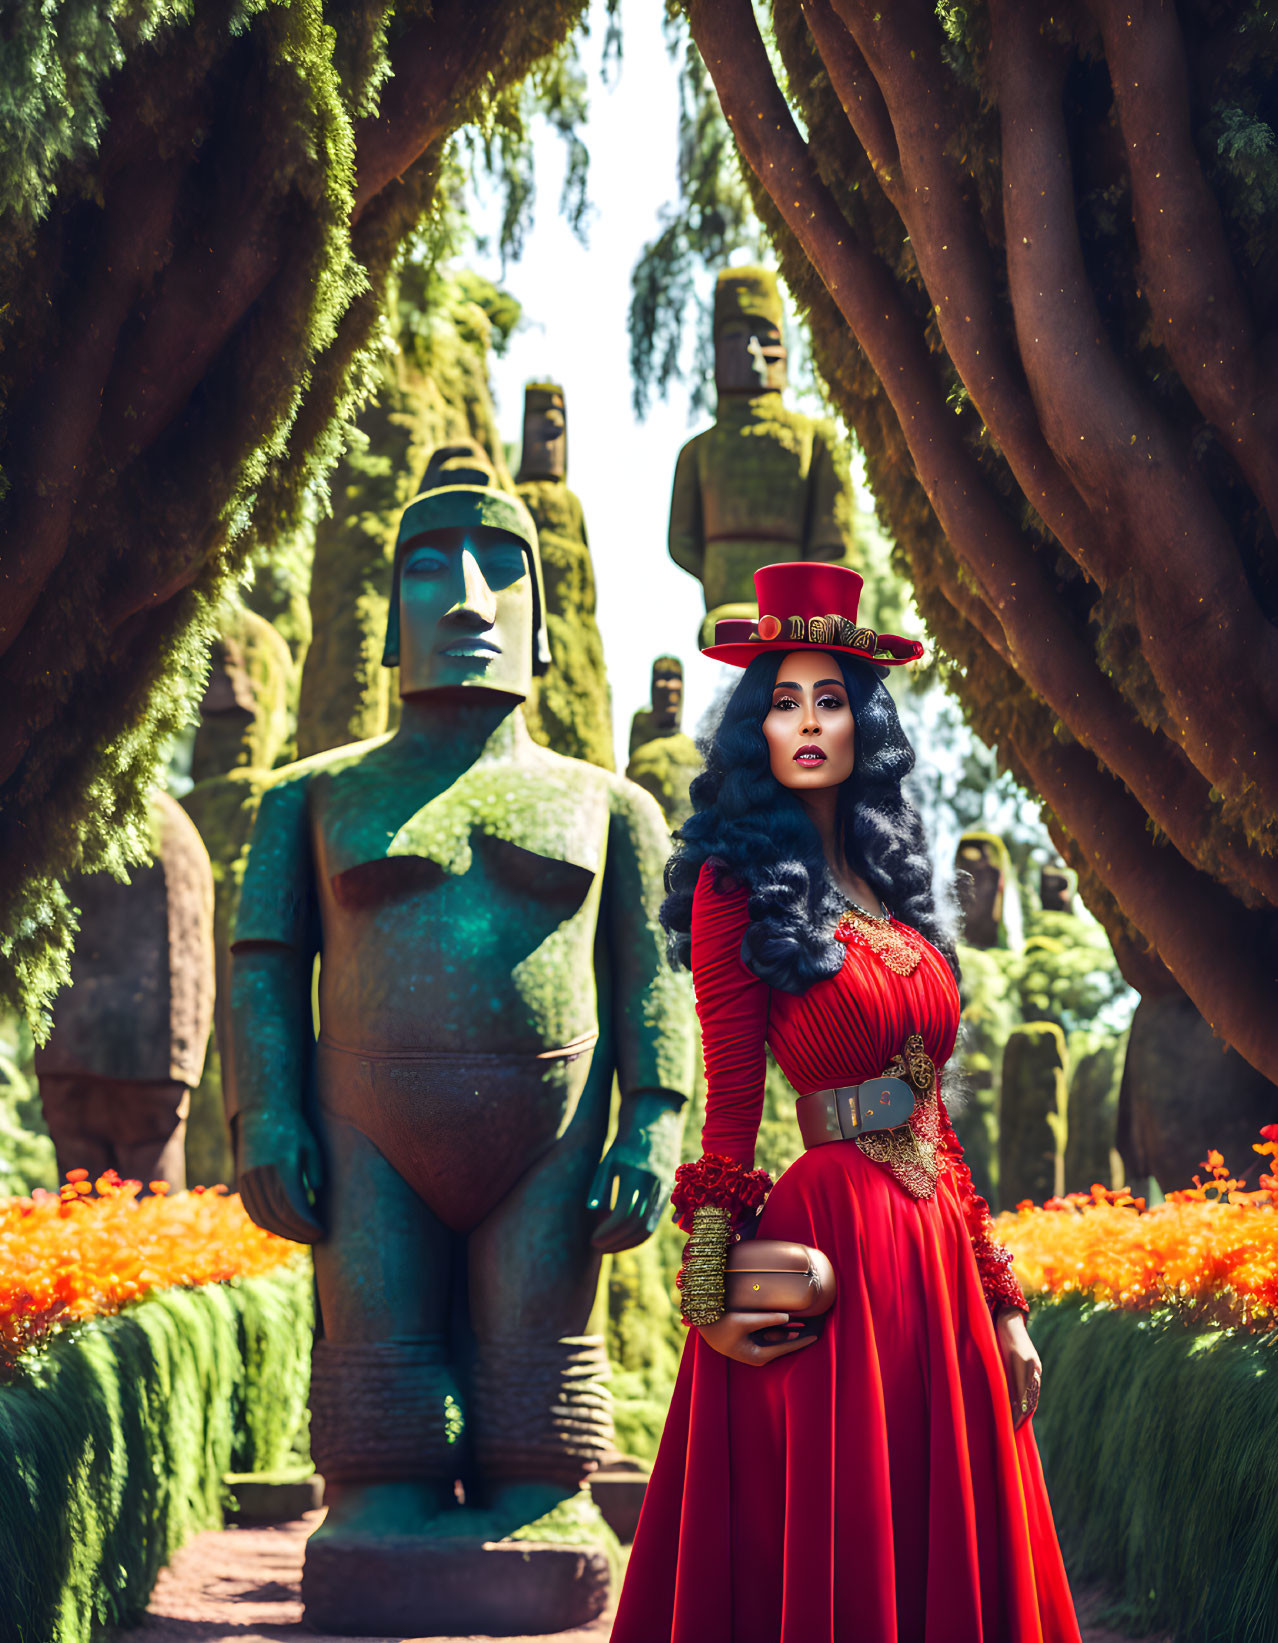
[996,1127,1278,1331]
[0,1170,298,1372]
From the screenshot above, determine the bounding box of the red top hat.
[701,562,925,668]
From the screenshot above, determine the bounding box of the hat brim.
[701,635,925,669]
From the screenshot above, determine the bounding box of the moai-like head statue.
[517,382,567,483]
[192,607,292,784]
[1040,864,1075,915]
[651,655,684,733]
[714,267,787,396]
[955,831,1008,949]
[382,458,551,700]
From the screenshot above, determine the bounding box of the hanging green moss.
[0,1262,312,1643]
[0,1048,55,1196]
[0,0,590,1036]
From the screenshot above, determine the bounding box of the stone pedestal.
[301,1533,612,1635]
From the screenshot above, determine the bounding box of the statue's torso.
[516,481,596,618]
[308,741,612,1056]
[691,398,820,608]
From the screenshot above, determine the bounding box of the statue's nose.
[452,549,497,625]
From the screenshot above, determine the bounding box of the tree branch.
[687,0,1278,909]
[1087,0,1278,536]
[819,0,1110,587]
[353,0,509,211]
[988,0,1278,815]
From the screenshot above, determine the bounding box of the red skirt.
[611,1143,1082,1643]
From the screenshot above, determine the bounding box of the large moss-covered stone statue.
[230,473,692,1635]
[625,656,702,832]
[34,790,214,1190]
[1117,988,1278,1195]
[999,1022,1067,1206]
[182,604,295,1186]
[669,267,857,647]
[516,382,614,769]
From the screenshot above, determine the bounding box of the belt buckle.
[854,1076,916,1135]
[834,1084,863,1138]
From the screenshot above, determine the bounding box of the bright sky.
[467,0,733,770]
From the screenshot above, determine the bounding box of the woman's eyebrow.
[815,678,845,689]
[773,680,801,691]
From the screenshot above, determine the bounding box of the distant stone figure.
[626,657,702,832]
[1039,864,1075,914]
[35,789,215,1189]
[668,267,856,647]
[955,831,1010,949]
[516,382,614,769]
[191,607,293,786]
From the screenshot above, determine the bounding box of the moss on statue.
[953,942,1019,1207]
[297,267,518,759]
[669,268,859,648]
[625,734,702,832]
[1064,1030,1125,1195]
[999,1022,1068,1207]
[517,384,614,770]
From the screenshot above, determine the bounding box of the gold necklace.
[834,902,921,977]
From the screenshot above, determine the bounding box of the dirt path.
[128,1510,1169,1643]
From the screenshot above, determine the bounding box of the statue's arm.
[805,426,856,563]
[587,780,695,1253]
[667,440,705,581]
[229,774,324,1244]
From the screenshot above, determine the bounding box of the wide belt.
[795,1076,916,1149]
[795,1035,938,1151]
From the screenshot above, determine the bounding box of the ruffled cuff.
[972,1226,1029,1317]
[670,1151,773,1235]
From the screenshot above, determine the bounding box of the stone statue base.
[301,1533,612,1635]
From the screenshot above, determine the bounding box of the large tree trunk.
[684,0,1278,1082]
[0,0,585,1022]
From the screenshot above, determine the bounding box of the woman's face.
[762,650,856,792]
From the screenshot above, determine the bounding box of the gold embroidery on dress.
[833,906,921,977]
[857,1034,947,1200]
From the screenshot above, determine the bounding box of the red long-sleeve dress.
[611,863,1081,1643]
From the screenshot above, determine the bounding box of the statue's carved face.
[520,400,567,481]
[715,317,787,393]
[397,527,534,700]
[762,650,855,792]
[652,665,683,729]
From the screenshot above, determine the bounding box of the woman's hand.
[697,1311,818,1366]
[995,1306,1041,1429]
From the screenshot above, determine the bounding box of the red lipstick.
[794,744,827,765]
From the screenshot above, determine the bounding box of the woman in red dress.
[611,563,1081,1643]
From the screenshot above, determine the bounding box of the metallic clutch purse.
[725,1239,837,1318]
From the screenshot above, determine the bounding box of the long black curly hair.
[661,649,958,992]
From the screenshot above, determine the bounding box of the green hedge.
[0,1263,312,1643]
[1031,1296,1278,1643]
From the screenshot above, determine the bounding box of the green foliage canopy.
[0,0,593,1031]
